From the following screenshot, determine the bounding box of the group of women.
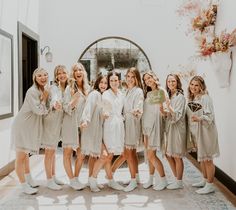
[11,63,220,196]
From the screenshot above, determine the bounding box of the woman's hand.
[80,121,88,129]
[191,115,201,122]
[70,92,80,108]
[132,109,142,118]
[54,101,62,110]
[159,104,167,116]
[165,98,171,109]
[102,112,110,120]
[40,90,49,103]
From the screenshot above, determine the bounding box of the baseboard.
[189,152,236,195]
[0,160,15,180]
[215,165,236,195]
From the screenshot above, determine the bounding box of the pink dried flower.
[198,29,236,57]
[192,5,217,32]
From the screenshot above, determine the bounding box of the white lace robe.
[102,89,124,155]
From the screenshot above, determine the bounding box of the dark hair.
[142,71,159,98]
[93,75,107,93]
[165,74,184,98]
[107,71,121,89]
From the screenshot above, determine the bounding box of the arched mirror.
[78,37,151,81]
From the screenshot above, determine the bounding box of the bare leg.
[52,153,56,176]
[24,154,30,174]
[123,148,139,192]
[204,160,215,183]
[147,150,165,177]
[74,148,85,177]
[144,136,154,176]
[104,154,114,179]
[166,156,177,177]
[111,154,126,173]
[44,149,55,179]
[88,156,97,177]
[15,152,27,183]
[92,144,109,178]
[63,148,74,179]
[200,161,207,179]
[134,151,139,174]
[148,160,155,175]
[195,160,215,194]
[126,148,136,179]
[175,157,184,180]
[92,155,107,178]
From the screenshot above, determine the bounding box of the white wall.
[39,0,236,181]
[0,0,39,168]
[39,0,196,81]
[1,0,235,181]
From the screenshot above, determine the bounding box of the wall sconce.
[41,46,53,62]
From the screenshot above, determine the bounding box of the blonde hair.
[187,75,208,101]
[142,70,159,98]
[70,62,89,95]
[53,65,68,85]
[32,67,48,89]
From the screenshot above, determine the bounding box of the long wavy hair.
[165,74,184,98]
[126,67,143,90]
[53,65,68,87]
[187,75,208,101]
[70,62,89,96]
[142,70,159,98]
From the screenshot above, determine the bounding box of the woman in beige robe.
[162,74,186,190]
[80,75,108,192]
[42,65,68,190]
[11,68,49,195]
[61,63,89,190]
[111,67,144,192]
[142,71,168,191]
[186,76,219,194]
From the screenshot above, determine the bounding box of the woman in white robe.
[111,67,144,192]
[88,71,124,192]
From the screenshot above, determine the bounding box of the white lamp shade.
[45,51,53,62]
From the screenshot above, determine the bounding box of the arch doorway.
[78,36,151,81]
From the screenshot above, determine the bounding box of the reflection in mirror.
[79,37,151,82]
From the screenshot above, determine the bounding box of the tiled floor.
[0,153,235,210]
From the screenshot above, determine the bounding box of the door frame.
[17,21,40,109]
